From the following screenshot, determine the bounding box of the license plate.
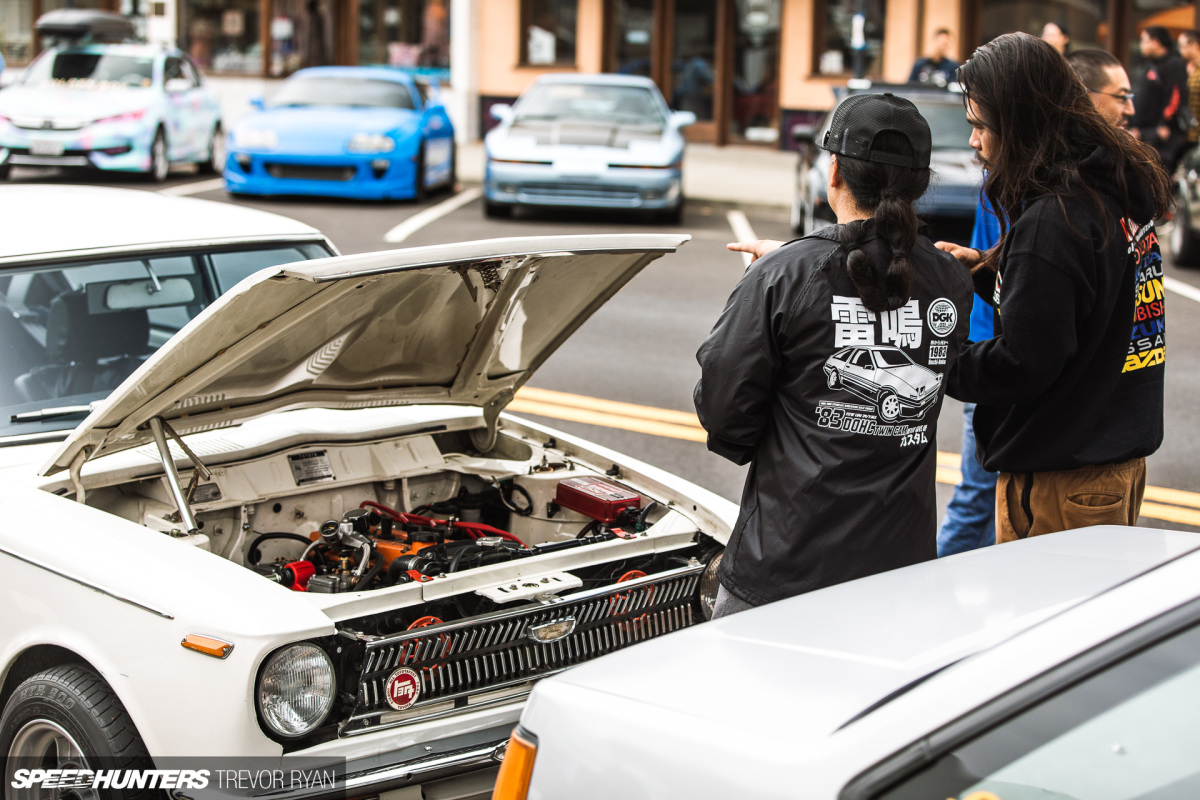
[30,140,65,156]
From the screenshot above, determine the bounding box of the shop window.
[358,0,450,71]
[269,0,335,76]
[520,0,578,66]
[978,0,1113,51]
[180,0,262,75]
[732,0,782,142]
[815,0,887,77]
[0,0,36,65]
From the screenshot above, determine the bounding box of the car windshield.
[878,618,1200,800]
[874,349,917,368]
[911,99,974,151]
[0,242,332,439]
[22,50,155,89]
[269,77,416,110]
[515,83,665,126]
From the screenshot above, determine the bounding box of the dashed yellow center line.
[513,386,1200,528]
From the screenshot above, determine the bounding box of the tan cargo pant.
[996,457,1147,543]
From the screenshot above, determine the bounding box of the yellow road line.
[512,387,1200,526]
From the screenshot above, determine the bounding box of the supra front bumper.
[225,151,420,200]
[485,160,682,210]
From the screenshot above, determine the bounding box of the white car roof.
[0,185,328,265]
[531,527,1200,748]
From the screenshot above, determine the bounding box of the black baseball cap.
[819,93,932,169]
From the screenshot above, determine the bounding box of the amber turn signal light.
[181,634,234,659]
[492,726,538,800]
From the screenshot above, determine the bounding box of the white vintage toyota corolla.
[0,233,733,798]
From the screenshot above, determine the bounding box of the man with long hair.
[697,94,973,614]
[939,33,1170,542]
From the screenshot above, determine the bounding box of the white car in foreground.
[0,229,733,799]
[496,526,1200,800]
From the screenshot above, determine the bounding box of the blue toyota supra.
[224,66,455,201]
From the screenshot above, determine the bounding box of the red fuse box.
[555,477,641,523]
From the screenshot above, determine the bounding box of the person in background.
[1131,26,1189,174]
[1041,21,1070,55]
[909,28,959,87]
[938,48,1140,557]
[938,33,1170,542]
[698,94,972,616]
[1066,49,1136,128]
[1178,30,1200,148]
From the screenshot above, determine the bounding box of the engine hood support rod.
[148,416,210,535]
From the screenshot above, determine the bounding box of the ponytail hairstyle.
[834,130,932,313]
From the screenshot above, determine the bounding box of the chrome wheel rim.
[5,719,99,800]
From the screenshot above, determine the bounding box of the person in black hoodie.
[695,94,973,614]
[938,33,1171,542]
[1130,26,1189,174]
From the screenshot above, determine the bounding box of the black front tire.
[146,129,169,182]
[1,664,155,800]
[201,123,224,174]
[0,163,10,180]
[413,142,428,202]
[657,194,685,225]
[484,199,512,218]
[1172,197,1200,267]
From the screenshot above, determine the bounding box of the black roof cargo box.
[35,10,137,43]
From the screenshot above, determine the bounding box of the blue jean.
[937,403,998,556]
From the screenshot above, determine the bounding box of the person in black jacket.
[938,33,1171,542]
[1130,25,1189,173]
[695,94,973,615]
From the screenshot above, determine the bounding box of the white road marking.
[1164,275,1200,304]
[158,178,227,197]
[384,187,484,243]
[725,209,757,268]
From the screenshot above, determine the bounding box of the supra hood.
[43,234,688,476]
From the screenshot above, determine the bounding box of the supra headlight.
[232,127,278,150]
[257,643,335,739]
[347,133,395,153]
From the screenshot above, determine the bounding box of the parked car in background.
[495,526,1200,800]
[791,84,980,238]
[0,11,222,182]
[0,184,336,434]
[0,226,733,798]
[225,66,455,201]
[484,74,695,223]
[1172,145,1200,267]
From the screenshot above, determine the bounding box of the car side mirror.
[164,78,191,94]
[864,364,874,371]
[671,110,697,128]
[490,103,513,122]
[250,96,265,111]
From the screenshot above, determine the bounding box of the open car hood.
[43,234,688,476]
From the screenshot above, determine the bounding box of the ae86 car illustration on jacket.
[823,345,943,422]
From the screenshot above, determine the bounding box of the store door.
[607,0,780,145]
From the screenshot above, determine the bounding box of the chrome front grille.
[342,564,702,734]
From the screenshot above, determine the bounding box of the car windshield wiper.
[10,405,94,423]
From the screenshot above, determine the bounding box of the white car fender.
[0,478,334,757]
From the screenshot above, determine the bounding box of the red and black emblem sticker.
[385,668,421,710]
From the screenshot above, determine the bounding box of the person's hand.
[727,239,785,264]
[935,241,982,268]
[1157,124,1172,142]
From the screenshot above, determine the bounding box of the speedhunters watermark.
[5,758,348,798]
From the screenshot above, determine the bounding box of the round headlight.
[257,643,335,739]
[698,549,723,620]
